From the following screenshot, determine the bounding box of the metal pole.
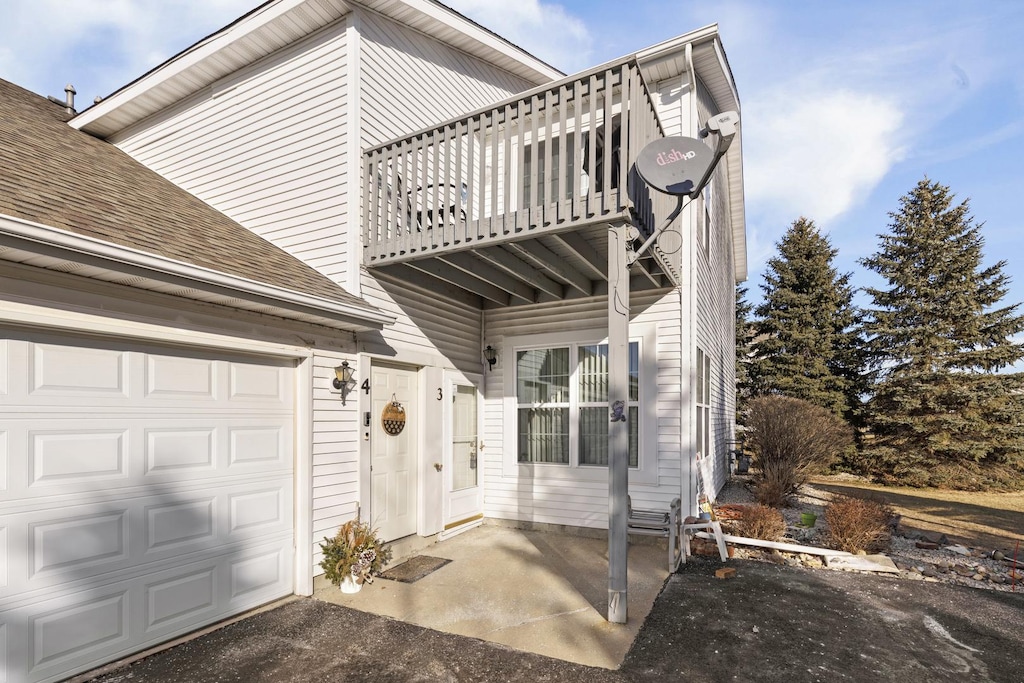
[607,222,631,623]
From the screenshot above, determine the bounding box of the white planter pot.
[340,575,362,594]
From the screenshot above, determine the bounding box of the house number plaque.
[381,397,407,436]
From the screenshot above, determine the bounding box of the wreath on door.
[381,395,406,436]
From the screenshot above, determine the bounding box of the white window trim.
[501,324,658,485]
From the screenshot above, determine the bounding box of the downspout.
[684,42,700,519]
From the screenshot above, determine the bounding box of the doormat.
[379,555,452,583]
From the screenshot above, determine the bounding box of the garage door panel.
[2,536,294,683]
[144,565,216,632]
[30,429,128,487]
[228,546,289,605]
[0,339,294,411]
[1,418,292,503]
[1,334,297,682]
[0,620,7,683]
[31,344,129,399]
[1,429,7,494]
[228,425,290,467]
[1,525,7,590]
[30,510,129,578]
[229,363,289,402]
[144,355,215,400]
[29,590,129,674]
[146,428,216,474]
[228,488,285,534]
[145,497,216,552]
[0,339,8,398]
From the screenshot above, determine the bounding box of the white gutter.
[635,24,719,63]
[0,214,395,328]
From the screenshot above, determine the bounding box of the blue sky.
[4,0,1024,355]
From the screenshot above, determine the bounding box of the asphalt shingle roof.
[0,77,375,309]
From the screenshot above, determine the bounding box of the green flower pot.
[800,512,818,528]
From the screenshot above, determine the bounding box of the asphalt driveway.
[88,558,1024,683]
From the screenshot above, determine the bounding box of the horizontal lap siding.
[311,351,360,574]
[357,10,538,370]
[360,277,482,372]
[358,11,535,149]
[482,292,682,529]
[694,77,737,499]
[111,19,352,284]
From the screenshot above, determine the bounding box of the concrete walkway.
[313,524,669,669]
[86,556,1024,682]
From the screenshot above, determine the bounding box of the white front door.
[444,380,482,528]
[370,363,419,541]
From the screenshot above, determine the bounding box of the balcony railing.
[363,58,664,266]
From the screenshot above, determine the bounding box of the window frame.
[695,346,712,460]
[502,325,657,484]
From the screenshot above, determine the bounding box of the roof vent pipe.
[64,84,76,114]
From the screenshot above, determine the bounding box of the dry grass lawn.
[810,475,1024,553]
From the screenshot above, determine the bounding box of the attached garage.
[0,77,393,682]
[0,331,299,682]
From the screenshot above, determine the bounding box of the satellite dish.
[634,136,715,197]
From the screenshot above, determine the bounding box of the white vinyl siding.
[482,291,681,529]
[358,10,535,149]
[310,352,361,573]
[356,9,539,374]
[110,19,353,286]
[692,76,737,500]
[358,277,483,373]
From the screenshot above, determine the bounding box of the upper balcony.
[362,58,679,308]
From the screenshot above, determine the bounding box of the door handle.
[434,462,443,472]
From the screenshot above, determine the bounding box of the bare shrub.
[824,496,894,553]
[737,504,786,541]
[745,396,854,507]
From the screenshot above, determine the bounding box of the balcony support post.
[607,221,631,624]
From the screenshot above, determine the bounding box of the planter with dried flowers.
[319,519,392,593]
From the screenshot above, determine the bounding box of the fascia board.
[70,0,335,132]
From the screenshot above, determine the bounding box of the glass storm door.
[444,381,482,529]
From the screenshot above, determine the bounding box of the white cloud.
[445,0,592,73]
[0,0,254,101]
[744,89,906,224]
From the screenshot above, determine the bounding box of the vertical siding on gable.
[112,18,352,285]
[481,291,682,529]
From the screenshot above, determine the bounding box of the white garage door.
[0,333,296,683]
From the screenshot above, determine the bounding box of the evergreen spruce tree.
[735,285,756,417]
[750,218,861,421]
[861,178,1024,489]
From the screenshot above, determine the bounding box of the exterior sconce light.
[483,345,497,371]
[333,361,355,404]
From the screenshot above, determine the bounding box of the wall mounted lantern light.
[483,345,497,371]
[333,361,355,404]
